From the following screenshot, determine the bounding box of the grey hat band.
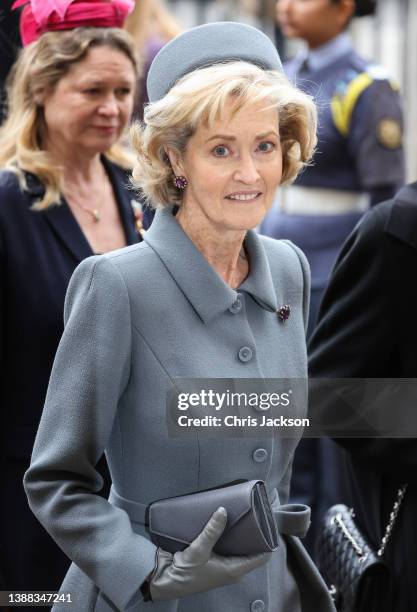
[147,21,283,102]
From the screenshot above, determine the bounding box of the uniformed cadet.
[262,0,405,336]
[260,0,405,556]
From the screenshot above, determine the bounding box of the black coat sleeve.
[0,212,4,384]
[308,201,417,484]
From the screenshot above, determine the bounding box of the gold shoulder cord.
[331,72,374,137]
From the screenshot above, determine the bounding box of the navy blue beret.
[147,21,283,102]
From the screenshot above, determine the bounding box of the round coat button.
[229,297,243,314]
[238,346,253,362]
[252,448,268,463]
[251,600,265,612]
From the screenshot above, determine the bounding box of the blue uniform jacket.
[261,34,405,312]
[287,33,405,193]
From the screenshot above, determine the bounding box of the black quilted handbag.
[317,485,407,612]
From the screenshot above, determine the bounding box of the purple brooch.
[277,305,291,322]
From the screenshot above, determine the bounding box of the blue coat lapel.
[145,207,278,323]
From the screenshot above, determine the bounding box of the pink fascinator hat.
[12,0,135,46]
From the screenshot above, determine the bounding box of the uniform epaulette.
[331,68,400,136]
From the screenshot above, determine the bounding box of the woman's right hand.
[146,507,271,601]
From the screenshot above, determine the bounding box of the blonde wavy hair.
[0,27,138,210]
[131,61,317,208]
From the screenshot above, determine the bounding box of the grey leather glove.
[147,507,271,602]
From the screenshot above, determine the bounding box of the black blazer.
[0,157,146,460]
[309,183,417,611]
[0,157,152,595]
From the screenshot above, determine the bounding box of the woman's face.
[276,0,352,48]
[169,98,283,235]
[41,46,136,158]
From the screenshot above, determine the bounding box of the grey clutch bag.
[148,480,279,556]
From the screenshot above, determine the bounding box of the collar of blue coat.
[296,32,353,73]
[144,207,278,323]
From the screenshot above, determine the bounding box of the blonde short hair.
[131,61,317,208]
[0,27,138,210]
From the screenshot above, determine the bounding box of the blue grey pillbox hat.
[147,21,283,102]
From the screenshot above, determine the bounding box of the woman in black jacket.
[0,1,149,601]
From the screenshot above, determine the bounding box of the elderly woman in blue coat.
[24,22,335,612]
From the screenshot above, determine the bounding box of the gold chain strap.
[377,484,408,558]
[333,511,368,562]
